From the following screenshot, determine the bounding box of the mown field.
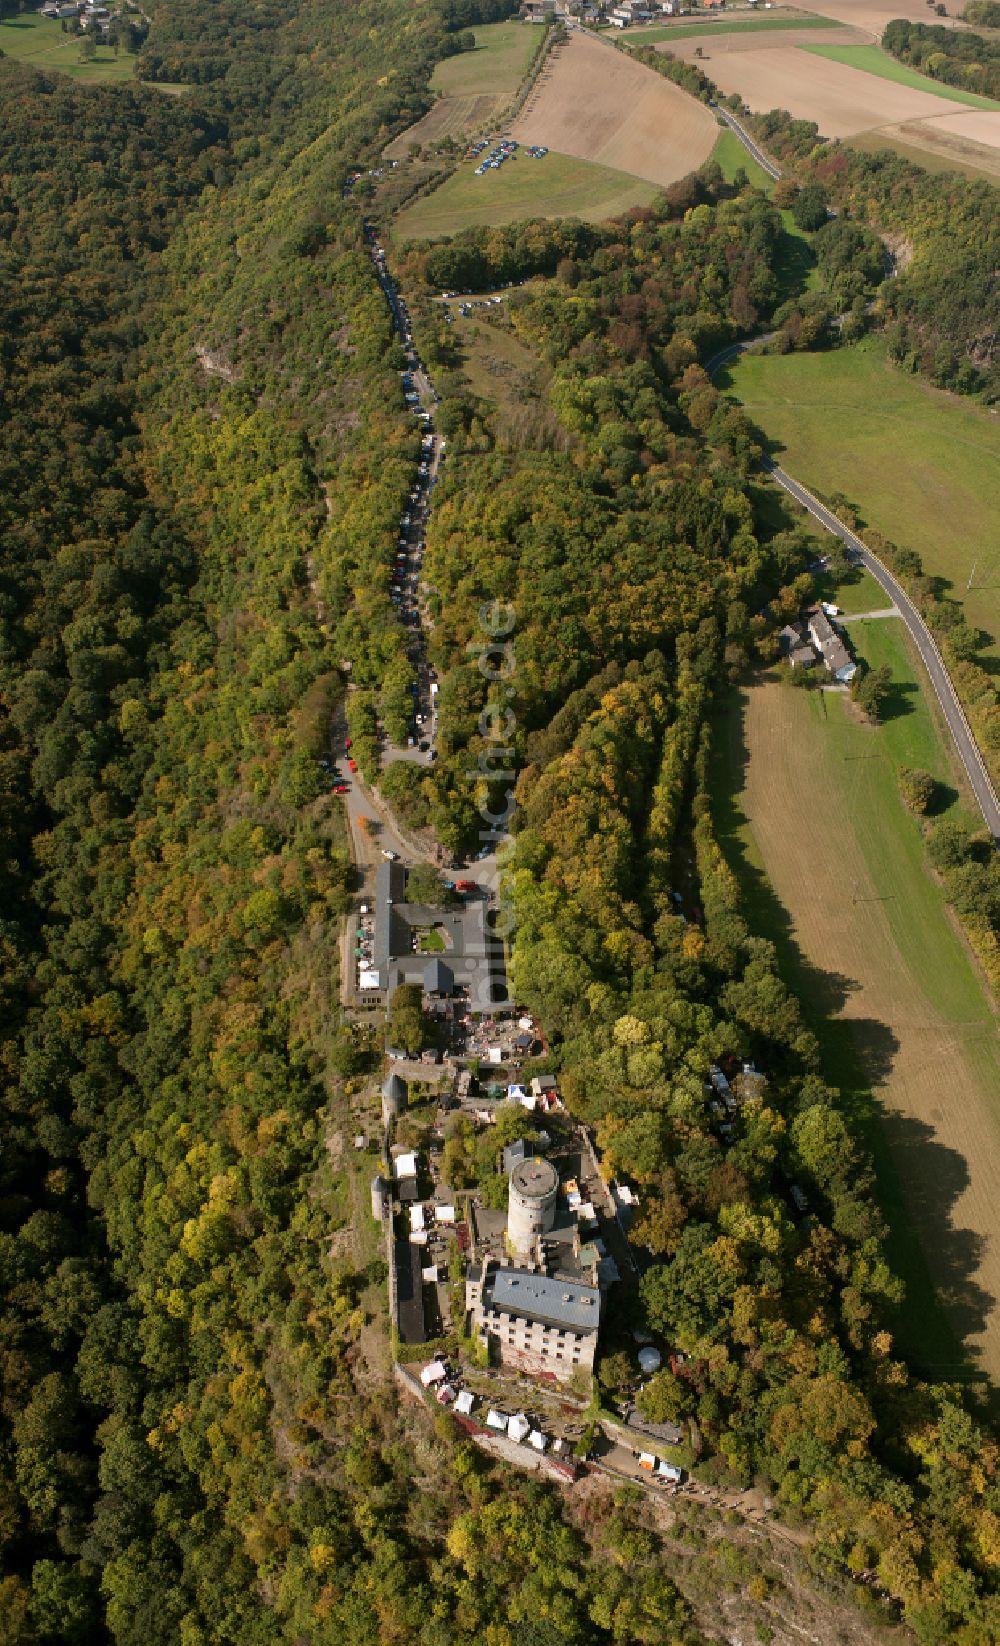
[721,339,1000,673]
[432,20,537,97]
[803,40,1000,107]
[393,148,657,241]
[713,622,1000,1380]
[0,12,136,80]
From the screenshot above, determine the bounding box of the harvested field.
[513,30,716,188]
[907,106,1000,150]
[675,39,972,135]
[859,111,1000,178]
[384,94,505,160]
[790,0,968,36]
[716,665,1000,1379]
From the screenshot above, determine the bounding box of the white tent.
[420,1360,447,1387]
[507,1413,531,1444]
[487,1046,502,1065]
[393,1151,418,1180]
[454,1390,475,1416]
[436,1204,456,1224]
[528,1430,548,1453]
[358,968,381,991]
[421,1265,438,1283]
[409,1204,425,1232]
[485,1409,507,1431]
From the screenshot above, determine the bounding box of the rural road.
[765,460,1000,843]
[704,337,1000,843]
[711,103,782,181]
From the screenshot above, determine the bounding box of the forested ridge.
[3,1,1000,1643]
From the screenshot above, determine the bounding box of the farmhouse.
[466,1259,602,1382]
[807,607,857,683]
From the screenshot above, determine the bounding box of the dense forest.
[884,17,1000,100]
[745,108,1000,398]
[2,0,1000,1643]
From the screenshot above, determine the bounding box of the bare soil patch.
[904,106,1000,151]
[512,30,716,188]
[790,0,968,36]
[738,678,1000,1378]
[385,93,504,159]
[683,40,965,135]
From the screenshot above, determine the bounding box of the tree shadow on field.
[709,678,993,1390]
[878,674,919,724]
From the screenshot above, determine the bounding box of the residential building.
[807,607,857,682]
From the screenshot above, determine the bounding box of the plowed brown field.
[513,30,716,189]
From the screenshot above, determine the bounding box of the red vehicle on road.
[455,880,477,893]
[344,737,352,749]
[348,758,357,773]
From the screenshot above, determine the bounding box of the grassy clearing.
[431,21,538,98]
[720,338,1000,673]
[711,631,1000,1378]
[393,148,657,241]
[803,42,1000,108]
[445,305,566,445]
[711,127,774,191]
[623,11,835,42]
[0,13,136,81]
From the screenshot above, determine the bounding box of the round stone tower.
[381,1071,407,1126]
[507,1156,558,1253]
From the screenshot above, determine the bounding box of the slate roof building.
[465,1260,602,1383]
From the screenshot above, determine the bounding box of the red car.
[334,783,348,794]
[348,758,357,773]
[455,879,477,893]
[344,737,352,749]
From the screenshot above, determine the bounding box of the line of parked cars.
[475,137,519,174]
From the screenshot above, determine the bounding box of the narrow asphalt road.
[765,461,1000,842]
[712,104,782,181]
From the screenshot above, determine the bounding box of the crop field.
[384,95,508,158]
[669,32,980,135]
[803,42,1000,107]
[392,148,657,241]
[0,13,136,81]
[625,11,837,43]
[713,632,1000,1379]
[512,29,717,187]
[721,340,1000,674]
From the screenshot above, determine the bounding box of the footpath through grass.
[803,41,1000,108]
[431,21,538,99]
[721,338,1000,675]
[393,148,657,241]
[0,12,136,81]
[711,628,1000,1379]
